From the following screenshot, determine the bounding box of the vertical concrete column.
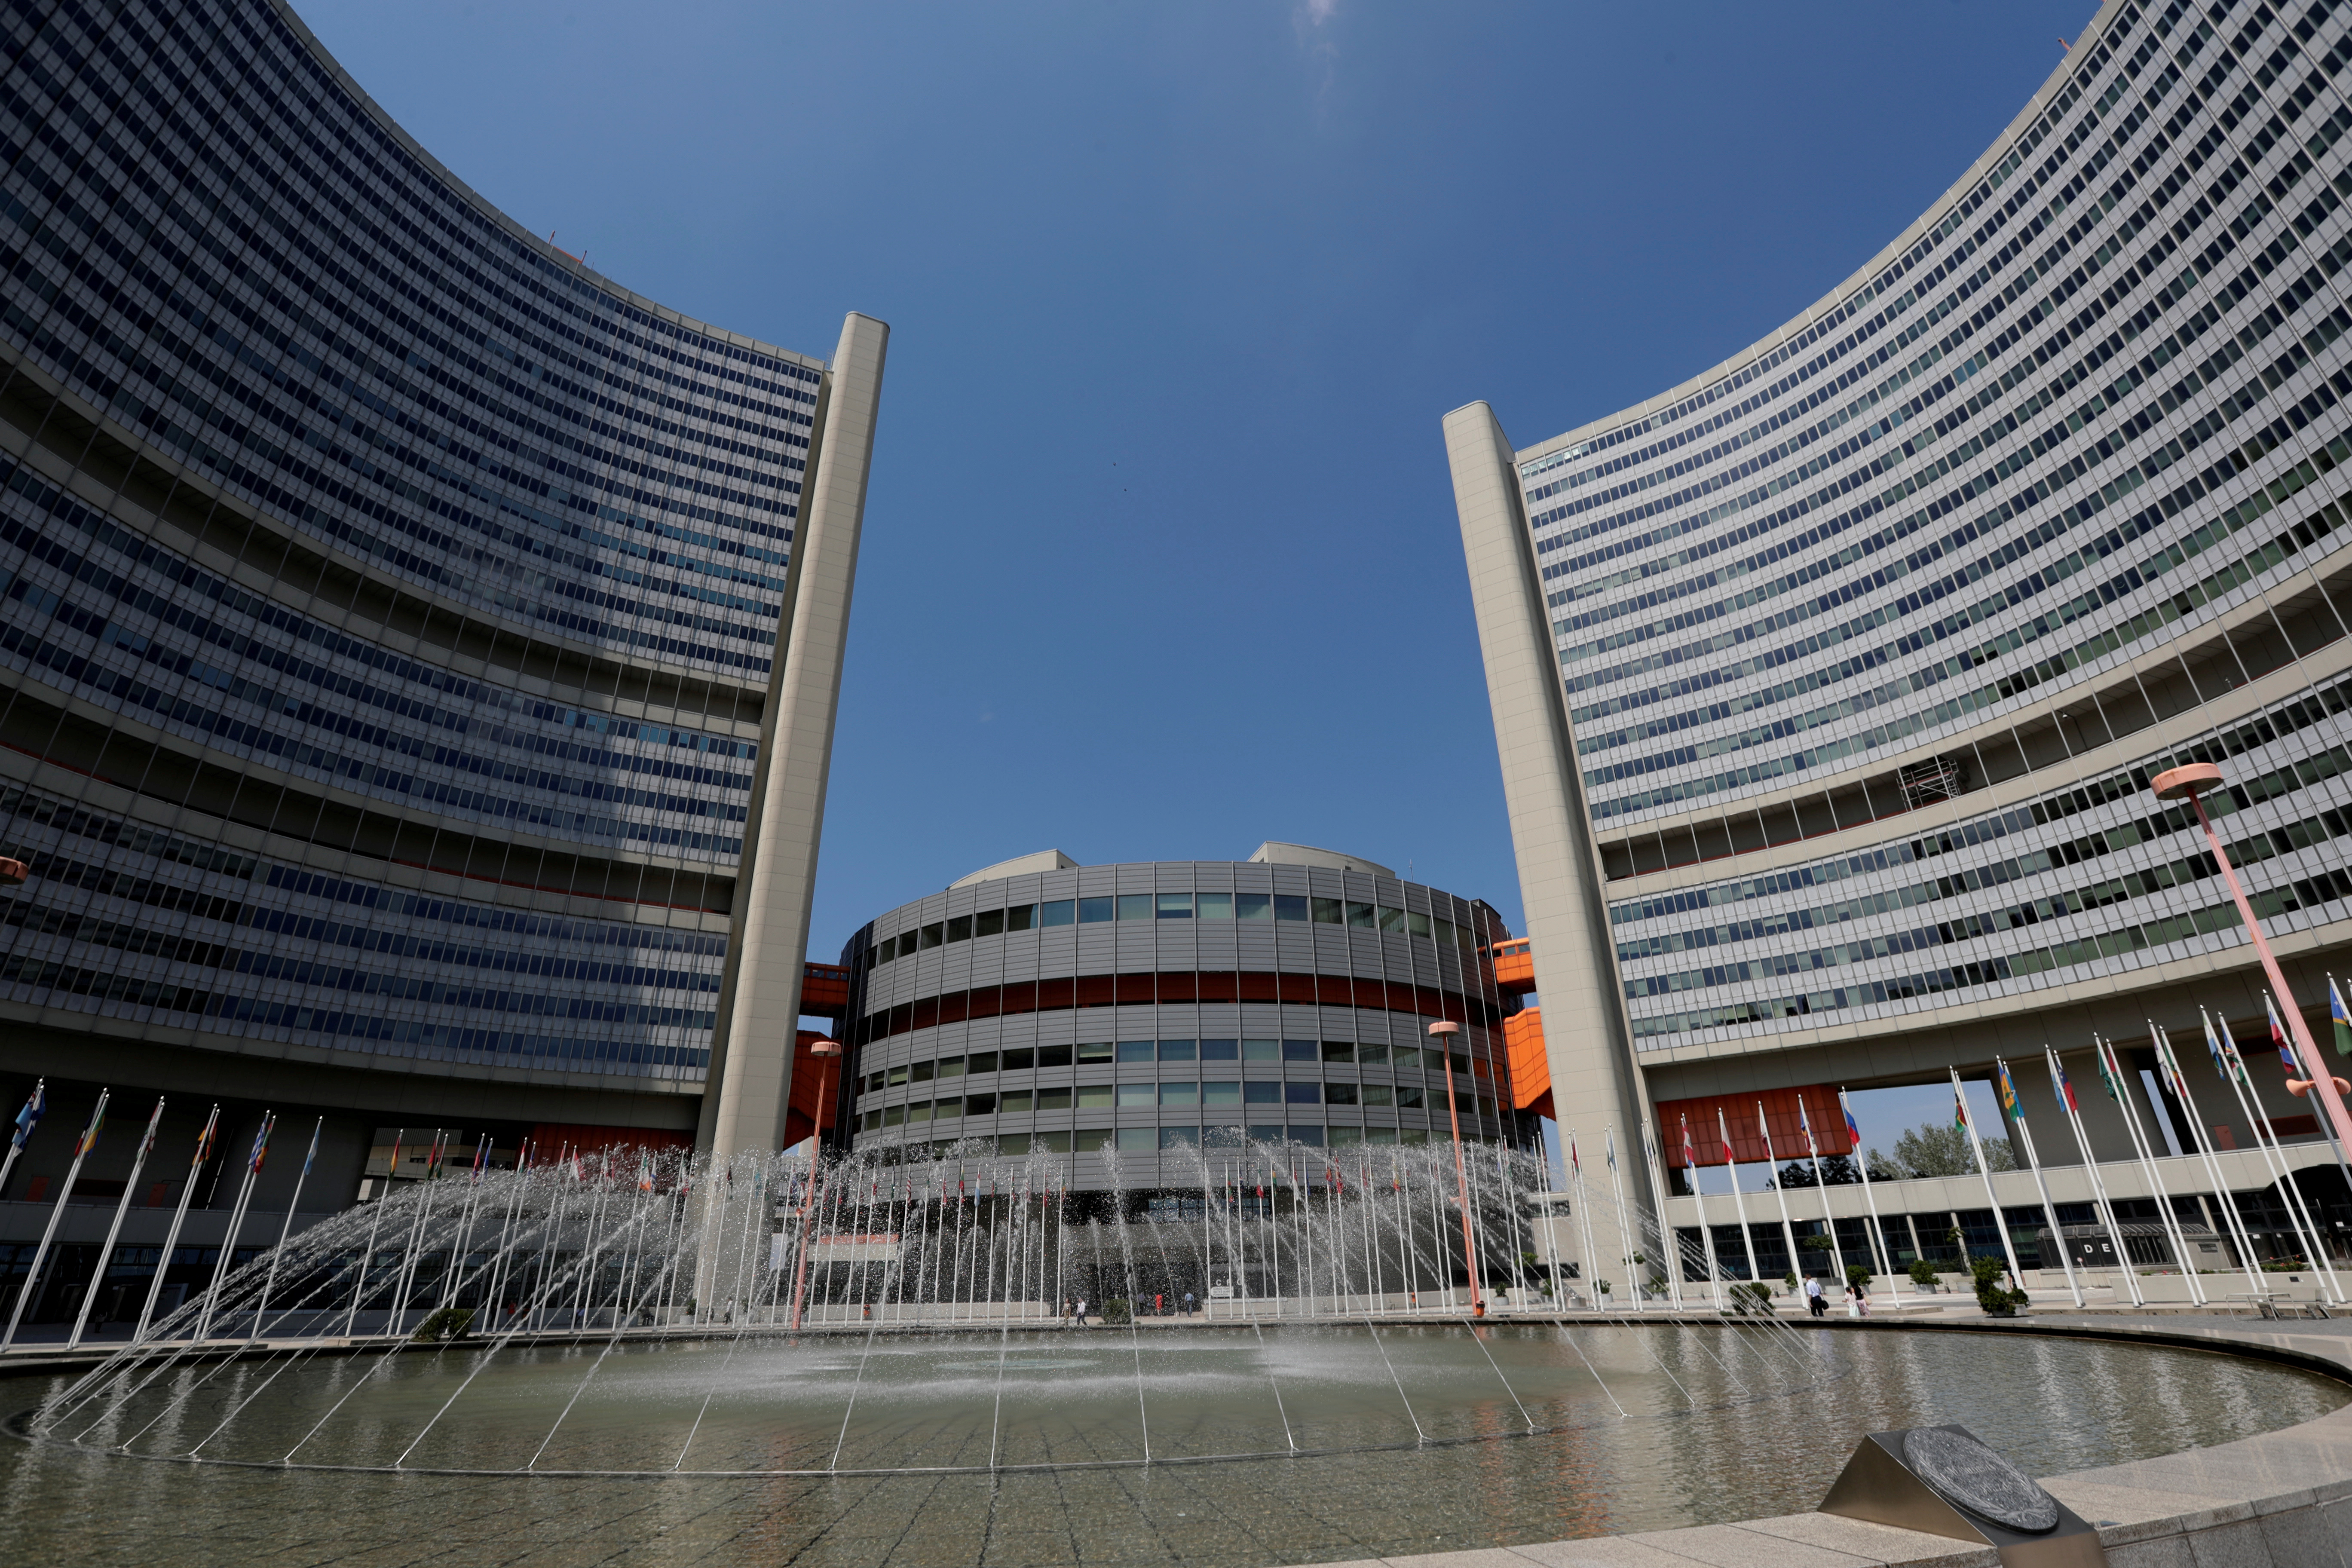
[701,312,889,1157]
[1442,401,1654,1185]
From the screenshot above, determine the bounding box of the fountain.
[2,1136,2343,1565]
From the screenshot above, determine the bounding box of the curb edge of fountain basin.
[1300,1316,2352,1568]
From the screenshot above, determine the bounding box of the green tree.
[1871,1121,2015,1179]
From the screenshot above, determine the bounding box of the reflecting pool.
[4,1323,2340,1566]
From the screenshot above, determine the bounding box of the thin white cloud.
[1295,0,1338,94]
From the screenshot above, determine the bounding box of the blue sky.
[303,1,2089,1149]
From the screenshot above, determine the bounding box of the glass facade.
[1503,0,2352,1058]
[841,861,1524,1188]
[0,0,829,1099]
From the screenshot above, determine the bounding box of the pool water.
[3,1322,2340,1566]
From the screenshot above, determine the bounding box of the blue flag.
[11,1081,43,1151]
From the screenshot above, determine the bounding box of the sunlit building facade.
[839,845,1528,1191]
[1448,0,2352,1268]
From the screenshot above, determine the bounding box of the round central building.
[836,844,1532,1191]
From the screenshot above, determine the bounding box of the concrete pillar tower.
[1442,401,1652,1178]
[700,312,890,1157]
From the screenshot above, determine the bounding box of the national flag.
[1717,1109,1736,1166]
[2052,1056,2080,1115]
[2275,994,2303,1071]
[1838,1090,1862,1149]
[1568,1135,1580,1175]
[73,1100,104,1158]
[1995,1062,2020,1117]
[2202,1012,2233,1081]
[299,1121,320,1177]
[1952,1087,1969,1131]
[1680,1115,1694,1169]
[2213,1014,2251,1084]
[2333,977,2352,1057]
[2095,1038,2124,1101]
[190,1109,219,1168]
[246,1114,273,1173]
[136,1102,160,1159]
[10,1081,42,1151]
[2153,1030,2186,1099]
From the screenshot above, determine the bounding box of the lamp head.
[2151,763,2224,802]
[807,1039,842,1058]
[1427,1020,1461,1038]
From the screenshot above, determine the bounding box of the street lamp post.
[1428,1020,1484,1317]
[787,1038,842,1331]
[2152,763,2352,1155]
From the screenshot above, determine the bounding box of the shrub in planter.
[1101,1298,1133,1325]
[1907,1258,1940,1291]
[1969,1256,2027,1315]
[410,1306,475,1342]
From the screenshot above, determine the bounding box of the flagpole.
[250,1118,324,1343]
[2044,1048,2143,1308]
[2156,1024,2266,1297]
[1756,1105,1801,1296]
[1838,1090,1903,1310]
[1567,1132,1600,1309]
[1948,1069,2026,1289]
[1638,1124,1684,1309]
[2294,985,2352,1197]
[1718,1110,1761,1289]
[1995,1059,2082,1308]
[0,1078,45,1198]
[2158,1023,2264,1285]
[1680,1117,1723,1309]
[68,1096,164,1350]
[196,1112,274,1343]
[2,1088,107,1350]
[345,1127,404,1339]
[136,1105,219,1342]
[2215,1011,2341,1304]
[2101,1034,2205,1305]
[1604,1128,1640,1311]
[1795,1093,1848,1290]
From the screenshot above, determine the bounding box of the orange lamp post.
[2152,764,2352,1155]
[787,1038,842,1332]
[1428,1020,1484,1317]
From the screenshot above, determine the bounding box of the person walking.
[1845,1278,1863,1318]
[1182,1291,1195,1317]
[1076,1296,1089,1326]
[1804,1274,1826,1317]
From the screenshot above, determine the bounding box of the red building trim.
[854,969,1500,1045]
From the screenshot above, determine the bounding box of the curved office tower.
[839,846,1524,1191]
[0,0,884,1221]
[1450,0,2352,1237]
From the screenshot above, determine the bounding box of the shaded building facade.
[0,0,881,1313]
